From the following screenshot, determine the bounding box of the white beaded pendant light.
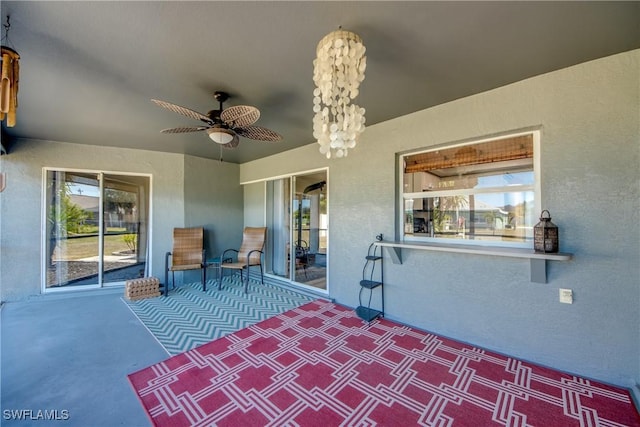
[312,28,366,159]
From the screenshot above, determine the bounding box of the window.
[400,130,539,248]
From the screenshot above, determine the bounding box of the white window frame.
[398,129,541,249]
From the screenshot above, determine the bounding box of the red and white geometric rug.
[128,300,640,426]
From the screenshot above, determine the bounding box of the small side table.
[205,257,232,290]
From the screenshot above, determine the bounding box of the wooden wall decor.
[1,15,19,128]
[0,46,19,127]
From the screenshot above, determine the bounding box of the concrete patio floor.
[1,288,168,426]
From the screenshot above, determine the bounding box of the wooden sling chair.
[164,227,206,296]
[220,227,266,293]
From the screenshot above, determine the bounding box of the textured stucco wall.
[183,155,243,257]
[243,182,265,228]
[0,139,185,301]
[179,155,244,284]
[240,50,640,393]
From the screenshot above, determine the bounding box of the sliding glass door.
[265,170,327,291]
[44,170,150,290]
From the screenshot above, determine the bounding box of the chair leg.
[164,255,169,297]
[244,267,249,294]
[202,266,206,292]
[164,268,168,297]
[260,263,264,284]
[166,271,175,297]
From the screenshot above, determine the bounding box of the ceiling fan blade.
[220,105,260,128]
[235,125,282,141]
[160,126,209,134]
[151,99,211,123]
[222,134,240,149]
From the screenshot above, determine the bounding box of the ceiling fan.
[151,91,282,149]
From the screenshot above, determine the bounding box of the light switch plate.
[559,288,573,304]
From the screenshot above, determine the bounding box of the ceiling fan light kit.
[313,28,366,159]
[207,126,235,145]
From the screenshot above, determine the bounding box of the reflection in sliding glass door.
[102,174,150,285]
[293,173,327,289]
[44,170,150,290]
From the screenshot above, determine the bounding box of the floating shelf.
[374,240,573,284]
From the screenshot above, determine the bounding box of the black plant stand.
[356,242,384,323]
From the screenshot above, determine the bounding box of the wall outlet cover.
[559,288,573,304]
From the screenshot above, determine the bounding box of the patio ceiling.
[1,1,638,163]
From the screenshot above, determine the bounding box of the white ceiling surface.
[1,2,638,164]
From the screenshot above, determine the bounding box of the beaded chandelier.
[312,29,366,159]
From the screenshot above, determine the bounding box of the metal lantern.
[534,210,559,253]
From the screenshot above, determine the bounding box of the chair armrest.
[246,249,264,267]
[295,245,308,259]
[165,251,172,267]
[222,249,239,262]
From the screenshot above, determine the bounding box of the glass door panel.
[265,171,327,290]
[102,174,149,285]
[293,172,327,289]
[45,171,101,289]
[291,186,306,283]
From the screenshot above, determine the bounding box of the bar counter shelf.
[374,240,573,284]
